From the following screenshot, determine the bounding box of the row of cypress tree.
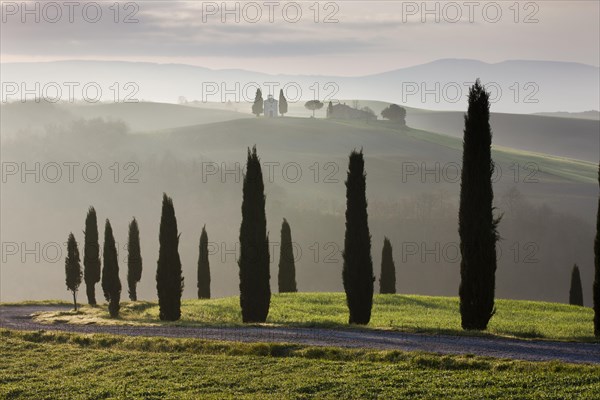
[65,190,302,320]
[65,209,142,316]
[65,79,600,336]
[68,145,373,323]
[251,88,288,116]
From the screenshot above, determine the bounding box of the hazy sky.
[1,1,599,75]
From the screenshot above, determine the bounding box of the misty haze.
[1,1,599,398]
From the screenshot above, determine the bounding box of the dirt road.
[1,305,598,364]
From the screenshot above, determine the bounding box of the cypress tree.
[101,219,121,318]
[197,225,211,299]
[278,89,288,116]
[379,237,396,294]
[327,101,333,118]
[458,79,500,331]
[239,146,271,323]
[252,88,264,117]
[278,218,297,293]
[595,163,600,336]
[83,207,101,305]
[342,149,374,325]
[156,193,184,321]
[569,264,584,306]
[65,233,82,311]
[127,218,142,301]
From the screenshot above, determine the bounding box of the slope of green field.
[1,329,599,399]
[2,104,597,304]
[404,125,597,184]
[407,110,600,163]
[32,293,598,342]
[168,116,597,183]
[67,102,246,133]
[0,101,246,136]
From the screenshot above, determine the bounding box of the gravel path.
[1,305,599,364]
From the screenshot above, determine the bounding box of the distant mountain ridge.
[1,59,598,113]
[534,110,599,120]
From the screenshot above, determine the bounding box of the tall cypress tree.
[83,207,101,305]
[327,101,334,118]
[379,237,396,294]
[595,163,600,336]
[278,89,288,116]
[342,149,374,325]
[156,193,184,321]
[252,89,263,117]
[458,79,500,331]
[65,233,82,311]
[197,225,211,299]
[101,219,121,318]
[278,218,297,293]
[127,218,142,301]
[239,146,271,323]
[569,264,584,306]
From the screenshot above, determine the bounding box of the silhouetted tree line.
[251,88,289,117]
[63,80,600,337]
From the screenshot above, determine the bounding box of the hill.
[534,110,600,120]
[0,101,245,138]
[1,113,596,305]
[407,111,600,163]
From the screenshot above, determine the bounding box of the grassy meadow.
[1,328,599,399]
[29,293,598,342]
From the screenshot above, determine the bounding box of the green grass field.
[31,293,598,342]
[1,329,599,399]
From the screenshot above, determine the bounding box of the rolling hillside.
[1,106,596,305]
[407,111,600,163]
[0,101,245,138]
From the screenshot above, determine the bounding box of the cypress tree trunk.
[379,238,396,294]
[458,79,500,331]
[569,264,584,306]
[127,218,143,301]
[278,218,297,293]
[197,225,211,299]
[101,220,121,318]
[65,233,82,311]
[239,146,271,323]
[342,149,374,325]
[156,193,184,321]
[595,163,600,336]
[83,207,101,306]
[85,286,96,307]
